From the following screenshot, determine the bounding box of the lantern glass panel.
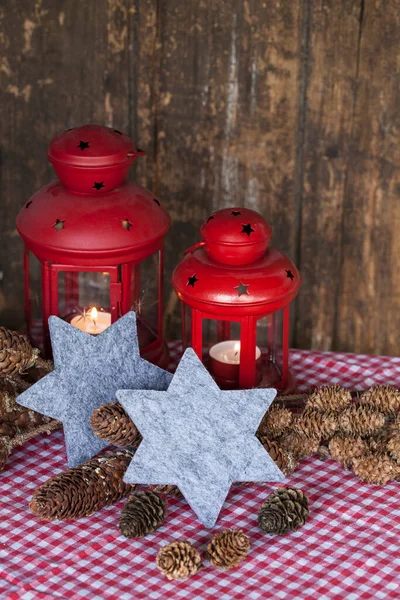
[57,271,111,320]
[204,318,242,388]
[28,252,42,346]
[182,304,192,351]
[131,251,159,348]
[256,310,283,386]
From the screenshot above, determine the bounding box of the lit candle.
[70,307,111,335]
[208,340,262,388]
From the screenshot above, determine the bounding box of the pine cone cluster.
[258,487,309,535]
[328,435,366,469]
[30,449,136,520]
[119,491,166,538]
[156,541,203,580]
[207,529,250,569]
[258,406,292,439]
[260,438,298,476]
[305,385,352,414]
[359,385,400,416]
[339,405,386,437]
[352,453,399,486]
[91,402,142,448]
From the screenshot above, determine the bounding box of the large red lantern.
[172,208,300,390]
[16,125,171,367]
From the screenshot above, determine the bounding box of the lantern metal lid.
[172,208,300,316]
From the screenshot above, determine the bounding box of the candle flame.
[90,307,98,323]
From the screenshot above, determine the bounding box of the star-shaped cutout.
[187,275,199,287]
[241,223,255,236]
[231,210,241,216]
[206,214,215,224]
[286,269,294,280]
[114,129,123,135]
[153,198,160,206]
[93,181,105,191]
[17,313,172,467]
[121,218,133,231]
[234,282,249,297]
[25,201,32,208]
[53,219,65,231]
[77,140,90,151]
[117,349,283,528]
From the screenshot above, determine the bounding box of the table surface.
[1,345,400,600]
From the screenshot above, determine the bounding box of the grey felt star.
[17,312,172,467]
[117,348,284,528]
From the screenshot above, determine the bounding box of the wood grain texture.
[0,0,399,355]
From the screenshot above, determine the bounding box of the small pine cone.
[279,430,320,460]
[119,491,166,538]
[148,484,181,497]
[352,453,399,486]
[90,402,142,448]
[328,435,367,469]
[305,385,352,414]
[339,405,385,437]
[0,327,39,377]
[29,449,135,520]
[387,434,400,463]
[258,487,309,535]
[359,385,400,416]
[156,541,203,580]
[258,406,292,439]
[260,438,298,476]
[207,529,250,570]
[366,429,393,454]
[294,410,337,442]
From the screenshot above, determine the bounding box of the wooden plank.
[0,0,133,331]
[335,0,400,355]
[154,0,302,335]
[295,0,362,350]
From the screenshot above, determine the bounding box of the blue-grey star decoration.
[117,348,284,528]
[17,312,172,468]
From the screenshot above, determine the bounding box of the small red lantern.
[16,125,171,367]
[172,208,301,390]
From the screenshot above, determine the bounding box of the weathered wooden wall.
[0,0,399,355]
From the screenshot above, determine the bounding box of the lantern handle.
[184,241,205,255]
[127,149,147,158]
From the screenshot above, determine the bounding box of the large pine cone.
[0,327,39,377]
[156,541,203,580]
[258,487,309,535]
[258,406,292,439]
[91,402,142,447]
[339,405,385,437]
[352,453,398,486]
[279,430,320,460]
[207,529,250,569]
[260,438,298,476]
[387,434,400,463]
[328,435,367,469]
[305,385,352,414]
[359,385,400,416]
[30,449,135,520]
[294,410,337,442]
[119,491,166,538]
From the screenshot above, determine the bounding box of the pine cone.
[0,440,10,471]
[258,487,309,535]
[328,435,367,469]
[260,438,298,476]
[148,484,181,497]
[29,449,136,520]
[156,541,203,580]
[387,434,400,463]
[294,410,337,442]
[339,405,385,437]
[305,385,352,414]
[207,529,250,569]
[352,453,398,486]
[91,402,142,448]
[366,429,393,453]
[0,327,40,377]
[359,385,400,416]
[279,430,320,460]
[258,406,292,439]
[119,491,166,538]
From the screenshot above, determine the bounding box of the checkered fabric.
[1,344,400,600]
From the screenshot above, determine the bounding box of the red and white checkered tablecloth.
[1,345,400,600]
